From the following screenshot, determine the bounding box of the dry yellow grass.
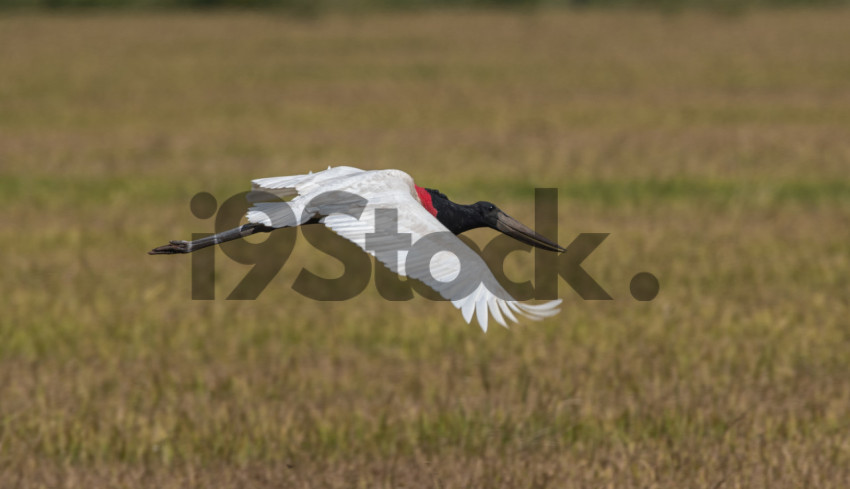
[1,9,849,488]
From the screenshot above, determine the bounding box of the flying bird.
[150,166,564,331]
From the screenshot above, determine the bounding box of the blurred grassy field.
[1,9,850,488]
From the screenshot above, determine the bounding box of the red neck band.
[415,185,438,217]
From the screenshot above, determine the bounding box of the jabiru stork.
[150,166,564,331]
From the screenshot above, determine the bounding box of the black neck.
[425,188,486,235]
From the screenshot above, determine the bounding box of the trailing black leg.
[149,223,274,255]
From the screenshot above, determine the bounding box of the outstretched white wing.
[250,166,365,200]
[246,168,561,332]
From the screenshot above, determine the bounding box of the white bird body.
[243,166,561,332]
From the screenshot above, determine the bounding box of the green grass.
[1,10,850,488]
[2,0,849,13]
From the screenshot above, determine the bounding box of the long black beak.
[494,212,565,253]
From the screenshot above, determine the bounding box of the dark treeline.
[0,0,846,12]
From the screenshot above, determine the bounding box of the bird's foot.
[148,240,192,255]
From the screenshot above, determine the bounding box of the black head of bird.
[422,189,565,253]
